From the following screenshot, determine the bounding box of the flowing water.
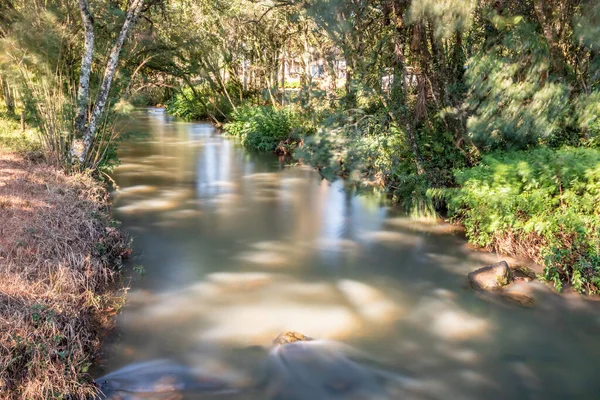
[99,108,600,399]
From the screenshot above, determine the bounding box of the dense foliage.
[165,83,254,123]
[224,105,307,153]
[446,147,600,293]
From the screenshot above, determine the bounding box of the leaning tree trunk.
[75,0,94,138]
[81,0,145,164]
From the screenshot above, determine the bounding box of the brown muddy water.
[98,108,600,399]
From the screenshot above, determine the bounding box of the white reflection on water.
[121,273,403,344]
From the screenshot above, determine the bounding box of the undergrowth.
[444,147,600,294]
[224,105,308,154]
[0,111,41,155]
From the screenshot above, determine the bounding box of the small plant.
[133,264,145,276]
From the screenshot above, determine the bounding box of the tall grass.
[4,58,122,173]
[19,72,75,168]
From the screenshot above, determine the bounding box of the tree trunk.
[75,0,94,138]
[0,74,15,115]
[301,31,312,106]
[81,0,145,164]
[533,0,565,75]
[326,58,337,108]
[390,0,426,176]
[281,49,286,106]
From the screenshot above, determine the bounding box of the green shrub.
[224,105,306,153]
[445,147,600,293]
[165,82,248,122]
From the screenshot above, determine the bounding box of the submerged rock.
[261,334,415,399]
[502,281,535,306]
[264,340,389,399]
[468,261,512,291]
[95,359,235,399]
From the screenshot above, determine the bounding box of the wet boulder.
[468,261,512,291]
[263,340,390,400]
[95,359,235,400]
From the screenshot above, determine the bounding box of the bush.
[284,80,301,89]
[465,18,571,150]
[445,147,600,293]
[224,105,306,153]
[165,82,252,122]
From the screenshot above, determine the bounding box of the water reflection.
[101,109,600,400]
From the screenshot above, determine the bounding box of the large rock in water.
[264,339,391,400]
[468,261,512,290]
[95,360,235,400]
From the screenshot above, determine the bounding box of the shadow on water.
[97,108,600,400]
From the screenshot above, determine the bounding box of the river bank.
[0,119,129,399]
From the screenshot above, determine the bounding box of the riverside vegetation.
[1,0,600,397]
[0,108,130,399]
[0,0,142,396]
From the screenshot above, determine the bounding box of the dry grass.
[0,150,129,399]
[490,230,548,266]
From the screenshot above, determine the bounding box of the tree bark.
[75,0,95,138]
[281,49,286,106]
[81,0,145,164]
[0,74,15,115]
[533,0,565,75]
[391,0,426,176]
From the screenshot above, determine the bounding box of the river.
[99,108,600,399]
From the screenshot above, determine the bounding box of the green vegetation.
[165,83,253,123]
[0,110,39,154]
[445,147,600,293]
[0,0,597,296]
[224,105,308,154]
[0,0,148,171]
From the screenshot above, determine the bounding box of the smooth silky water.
[98,108,600,399]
